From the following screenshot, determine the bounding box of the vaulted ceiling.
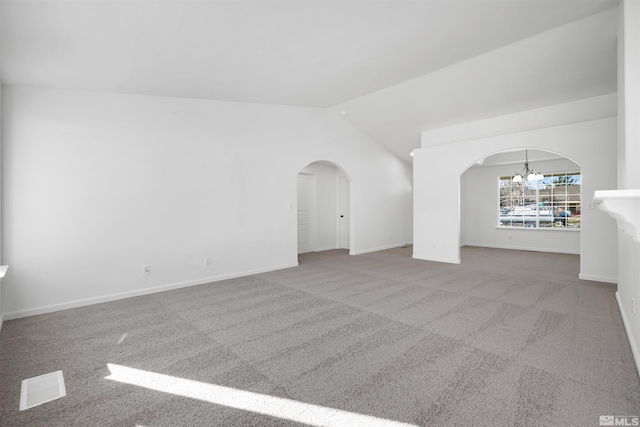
[0,0,619,162]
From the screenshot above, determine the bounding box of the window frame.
[497,171,581,230]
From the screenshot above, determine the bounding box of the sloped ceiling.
[0,0,619,161]
[333,8,618,161]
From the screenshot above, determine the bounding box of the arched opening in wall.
[459,148,582,259]
[296,161,352,256]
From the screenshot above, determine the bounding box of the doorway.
[460,148,581,257]
[338,174,350,249]
[297,162,351,254]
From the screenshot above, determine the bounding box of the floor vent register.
[20,370,66,411]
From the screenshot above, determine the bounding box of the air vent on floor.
[20,370,66,411]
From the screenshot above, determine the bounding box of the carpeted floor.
[0,246,638,426]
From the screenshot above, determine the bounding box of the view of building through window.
[499,172,581,228]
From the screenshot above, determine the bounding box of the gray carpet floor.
[0,246,638,426]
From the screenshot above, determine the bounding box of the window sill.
[495,226,580,232]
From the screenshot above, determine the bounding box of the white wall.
[462,157,581,254]
[459,171,466,246]
[414,95,618,282]
[299,163,346,252]
[618,231,640,371]
[0,83,3,331]
[618,1,640,190]
[615,0,640,375]
[1,86,413,318]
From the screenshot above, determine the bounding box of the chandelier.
[512,149,544,183]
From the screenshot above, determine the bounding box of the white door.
[338,174,350,249]
[297,174,313,254]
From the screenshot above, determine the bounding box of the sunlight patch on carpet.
[105,363,416,427]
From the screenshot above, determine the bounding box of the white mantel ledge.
[593,189,640,243]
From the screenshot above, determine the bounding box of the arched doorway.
[296,161,351,254]
[459,148,582,257]
[413,118,616,282]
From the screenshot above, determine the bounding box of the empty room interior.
[1,0,640,426]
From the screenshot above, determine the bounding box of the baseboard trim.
[462,242,580,255]
[0,314,4,332]
[350,242,413,256]
[578,273,617,284]
[412,253,461,264]
[3,262,299,321]
[616,291,640,379]
[313,246,339,252]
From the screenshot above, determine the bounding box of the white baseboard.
[616,291,640,379]
[313,246,339,252]
[462,242,580,255]
[578,273,617,284]
[0,314,4,332]
[412,253,461,264]
[350,242,413,256]
[3,262,299,321]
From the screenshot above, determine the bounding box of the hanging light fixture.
[512,149,544,182]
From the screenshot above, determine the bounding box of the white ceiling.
[334,7,619,161]
[0,0,619,162]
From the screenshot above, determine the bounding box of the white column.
[619,0,640,189]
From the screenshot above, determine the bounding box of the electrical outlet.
[204,256,212,266]
[143,265,150,275]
